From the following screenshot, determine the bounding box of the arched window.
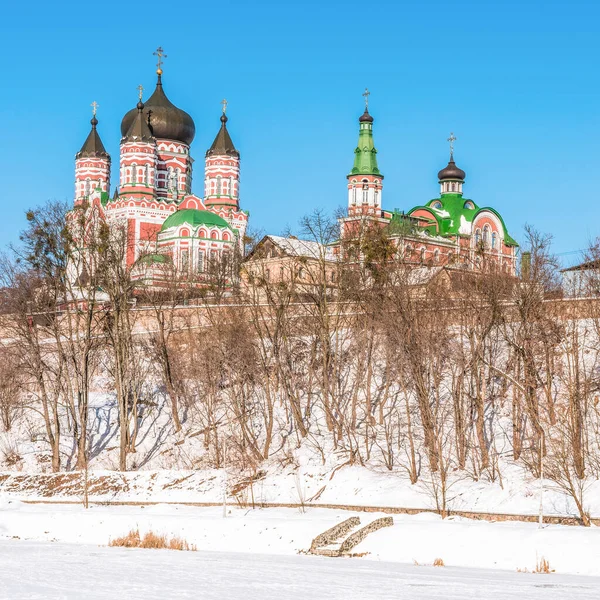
[229,177,234,197]
[433,249,440,263]
[131,164,137,185]
[180,249,189,272]
[432,201,443,209]
[362,180,369,203]
[197,249,204,273]
[451,183,456,191]
[463,201,475,210]
[491,232,497,249]
[406,244,413,259]
[475,229,482,246]
[420,247,426,263]
[84,179,91,196]
[265,268,270,281]
[483,226,490,248]
[216,176,222,195]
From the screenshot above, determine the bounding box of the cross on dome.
[137,84,144,101]
[221,98,228,114]
[447,132,457,158]
[91,101,98,117]
[362,88,370,109]
[153,46,167,75]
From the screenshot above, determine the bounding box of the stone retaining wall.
[339,516,394,554]
[310,517,361,552]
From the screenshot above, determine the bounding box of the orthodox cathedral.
[74,48,247,278]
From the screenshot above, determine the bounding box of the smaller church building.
[340,94,518,274]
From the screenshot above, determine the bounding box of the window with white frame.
[180,249,189,272]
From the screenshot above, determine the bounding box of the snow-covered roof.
[266,235,337,261]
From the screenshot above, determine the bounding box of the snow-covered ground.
[0,540,598,600]
[1,500,600,576]
[3,462,600,519]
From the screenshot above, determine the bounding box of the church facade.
[340,94,518,275]
[74,49,247,280]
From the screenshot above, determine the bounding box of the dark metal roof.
[123,102,154,143]
[438,156,466,181]
[77,117,110,159]
[120,75,195,145]
[359,108,374,123]
[206,114,239,158]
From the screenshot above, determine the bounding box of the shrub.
[109,529,196,551]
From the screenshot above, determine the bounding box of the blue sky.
[1,0,598,264]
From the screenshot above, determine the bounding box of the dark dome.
[438,157,466,181]
[359,109,374,123]
[121,76,195,145]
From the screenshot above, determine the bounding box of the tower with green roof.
[346,89,384,218]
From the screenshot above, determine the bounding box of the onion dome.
[77,116,110,159]
[160,208,233,231]
[438,155,466,181]
[206,113,239,158]
[120,74,195,145]
[123,101,154,143]
[358,108,374,123]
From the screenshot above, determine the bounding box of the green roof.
[407,193,518,246]
[160,209,232,232]
[349,112,381,177]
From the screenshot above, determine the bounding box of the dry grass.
[517,556,555,574]
[535,556,554,574]
[109,529,196,551]
[413,558,445,567]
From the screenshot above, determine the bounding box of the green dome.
[160,209,232,232]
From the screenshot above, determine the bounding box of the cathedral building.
[341,93,518,275]
[74,49,248,280]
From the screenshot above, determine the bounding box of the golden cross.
[221,98,228,114]
[362,88,370,109]
[447,132,457,157]
[137,84,144,101]
[91,101,98,117]
[153,46,167,74]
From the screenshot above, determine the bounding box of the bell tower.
[74,102,111,205]
[204,100,240,210]
[347,89,384,217]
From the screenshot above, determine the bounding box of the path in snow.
[0,540,597,600]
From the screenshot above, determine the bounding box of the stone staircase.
[309,516,393,557]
